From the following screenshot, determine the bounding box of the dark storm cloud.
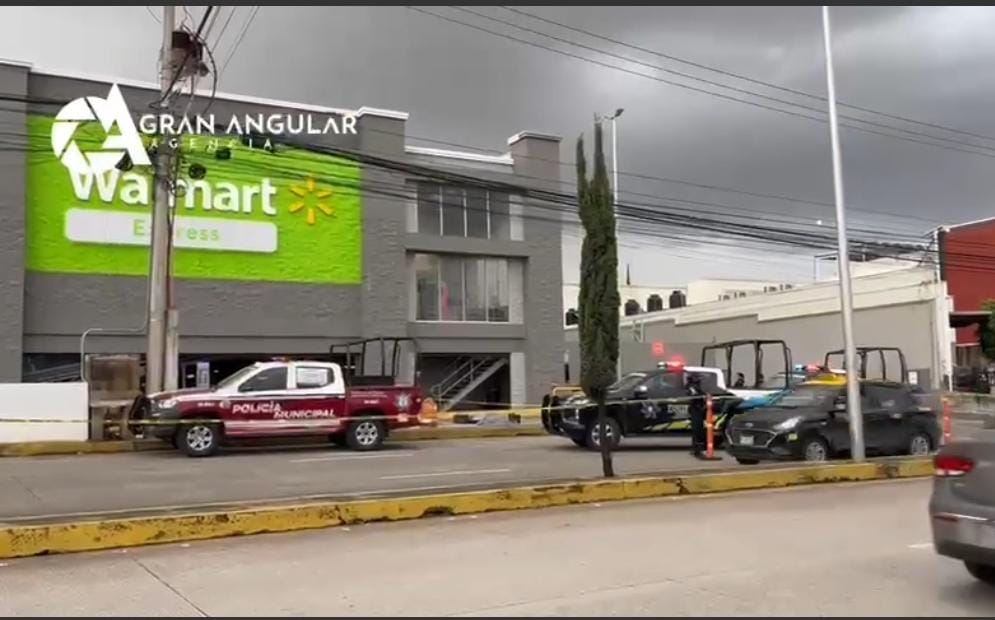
[2,5,994,284]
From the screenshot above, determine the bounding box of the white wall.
[686,279,794,305]
[0,382,89,443]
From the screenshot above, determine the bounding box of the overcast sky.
[3,5,995,290]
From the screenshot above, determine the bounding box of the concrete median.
[0,457,932,559]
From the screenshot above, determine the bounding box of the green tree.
[980,299,995,362]
[576,121,620,478]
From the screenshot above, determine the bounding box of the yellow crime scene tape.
[0,392,744,427]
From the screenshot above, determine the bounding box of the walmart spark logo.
[289,177,334,225]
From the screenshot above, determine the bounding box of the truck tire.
[177,421,221,457]
[965,562,995,586]
[346,418,385,451]
[585,417,621,451]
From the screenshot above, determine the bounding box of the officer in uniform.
[686,372,708,458]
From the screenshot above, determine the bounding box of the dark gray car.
[929,429,995,586]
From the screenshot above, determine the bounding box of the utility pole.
[821,5,864,461]
[146,5,176,395]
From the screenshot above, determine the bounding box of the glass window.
[464,257,488,321]
[486,258,509,322]
[414,253,440,321]
[442,187,465,237]
[466,188,488,239]
[295,366,332,389]
[417,183,440,235]
[440,256,464,321]
[239,367,288,392]
[690,371,719,393]
[489,192,510,240]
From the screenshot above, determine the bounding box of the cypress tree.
[576,121,620,477]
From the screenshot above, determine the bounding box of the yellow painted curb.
[0,458,932,559]
[0,426,546,458]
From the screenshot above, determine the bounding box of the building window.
[416,182,512,240]
[413,253,520,323]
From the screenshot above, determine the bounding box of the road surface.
[0,435,739,523]
[1,417,986,525]
[1,479,992,616]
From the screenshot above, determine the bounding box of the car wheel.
[965,562,995,585]
[347,418,385,451]
[907,432,932,457]
[801,436,830,462]
[585,417,621,450]
[177,422,221,457]
[735,457,760,465]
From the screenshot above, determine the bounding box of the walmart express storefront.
[0,61,565,408]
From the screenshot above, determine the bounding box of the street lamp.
[598,108,624,210]
[598,108,624,379]
[821,5,865,461]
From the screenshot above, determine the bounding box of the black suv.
[725,380,939,464]
[542,367,741,450]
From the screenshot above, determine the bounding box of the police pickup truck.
[133,360,425,457]
[541,363,742,449]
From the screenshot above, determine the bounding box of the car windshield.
[215,364,261,390]
[769,385,841,409]
[609,373,646,392]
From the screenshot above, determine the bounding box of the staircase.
[431,356,509,411]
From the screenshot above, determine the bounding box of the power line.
[213,6,239,48]
[156,6,215,106]
[220,5,260,76]
[0,89,952,228]
[410,7,995,160]
[451,6,995,156]
[500,5,995,147]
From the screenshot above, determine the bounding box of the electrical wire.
[499,5,995,147]
[409,7,995,161]
[220,5,260,76]
[156,6,215,107]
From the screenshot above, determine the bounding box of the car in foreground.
[724,379,938,464]
[132,360,425,457]
[929,430,995,586]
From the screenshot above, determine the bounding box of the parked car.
[132,360,425,457]
[542,363,741,450]
[724,379,939,464]
[929,431,995,586]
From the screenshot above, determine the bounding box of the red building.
[938,217,995,367]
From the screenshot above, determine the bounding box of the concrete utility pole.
[146,5,176,394]
[821,5,865,461]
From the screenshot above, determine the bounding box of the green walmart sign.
[26,116,363,284]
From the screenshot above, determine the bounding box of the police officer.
[686,372,707,458]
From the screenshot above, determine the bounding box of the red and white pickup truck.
[135,360,426,457]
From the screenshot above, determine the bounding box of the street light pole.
[600,108,624,378]
[821,5,865,461]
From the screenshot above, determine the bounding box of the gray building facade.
[1,61,565,406]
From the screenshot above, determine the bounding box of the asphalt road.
[0,435,739,523]
[0,418,987,525]
[1,479,992,616]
